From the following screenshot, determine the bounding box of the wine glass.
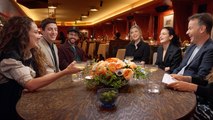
[125,56,134,62]
[72,61,87,81]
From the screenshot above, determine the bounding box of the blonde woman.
[125,24,150,63]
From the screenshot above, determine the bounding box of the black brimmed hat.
[67,27,80,36]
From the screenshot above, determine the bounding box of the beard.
[69,38,77,44]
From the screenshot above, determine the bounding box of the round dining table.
[17,67,196,120]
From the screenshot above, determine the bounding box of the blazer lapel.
[164,44,173,63]
[41,38,55,67]
[158,46,163,62]
[189,39,211,64]
[181,44,196,66]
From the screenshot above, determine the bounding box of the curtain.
[172,0,193,42]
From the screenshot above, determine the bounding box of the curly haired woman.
[0,16,81,119]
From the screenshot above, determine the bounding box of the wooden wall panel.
[0,0,25,17]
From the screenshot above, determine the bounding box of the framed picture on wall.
[163,14,174,27]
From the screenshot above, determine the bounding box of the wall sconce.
[0,20,3,27]
[48,5,57,19]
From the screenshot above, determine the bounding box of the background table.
[17,67,196,120]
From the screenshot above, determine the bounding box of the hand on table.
[65,61,82,74]
[170,74,192,83]
[167,81,197,92]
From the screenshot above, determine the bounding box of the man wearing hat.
[58,27,88,70]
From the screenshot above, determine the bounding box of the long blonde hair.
[129,23,144,41]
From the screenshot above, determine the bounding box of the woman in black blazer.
[155,27,182,73]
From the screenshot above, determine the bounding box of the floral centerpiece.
[85,58,148,89]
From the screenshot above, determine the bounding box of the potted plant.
[86,58,148,90]
[97,88,118,109]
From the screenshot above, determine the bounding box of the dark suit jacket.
[173,38,213,78]
[155,43,182,73]
[58,40,88,70]
[125,40,150,63]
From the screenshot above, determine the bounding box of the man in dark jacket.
[58,27,87,70]
[173,13,213,78]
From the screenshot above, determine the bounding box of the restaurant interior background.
[0,0,212,61]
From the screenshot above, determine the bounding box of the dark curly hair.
[0,16,32,55]
[0,16,46,76]
[162,27,181,47]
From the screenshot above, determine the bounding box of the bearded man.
[58,27,87,70]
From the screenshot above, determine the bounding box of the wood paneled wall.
[1,0,212,44]
[0,0,25,18]
[92,0,213,43]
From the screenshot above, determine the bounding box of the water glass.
[146,80,161,94]
[72,71,84,81]
[125,56,134,62]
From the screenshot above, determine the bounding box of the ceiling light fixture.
[75,17,82,22]
[116,18,123,21]
[90,7,98,12]
[81,14,88,18]
[81,15,88,18]
[48,6,57,9]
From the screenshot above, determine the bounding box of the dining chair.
[152,52,157,65]
[116,49,126,60]
[81,41,87,53]
[88,42,96,58]
[97,43,109,59]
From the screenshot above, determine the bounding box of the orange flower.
[128,62,137,69]
[108,62,117,72]
[116,60,126,69]
[123,68,134,80]
[96,66,107,75]
[105,58,119,63]
[87,57,148,89]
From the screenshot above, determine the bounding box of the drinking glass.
[147,80,161,94]
[72,61,87,81]
[145,66,160,93]
[125,56,134,62]
[75,61,87,70]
